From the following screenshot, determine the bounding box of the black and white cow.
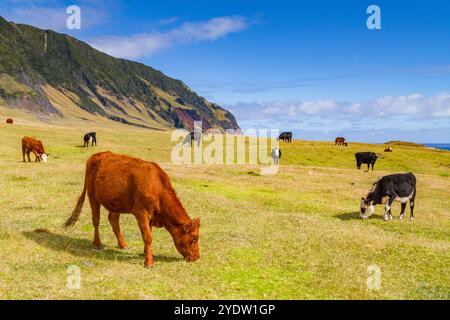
[360,172,416,221]
[83,132,97,147]
[355,152,378,171]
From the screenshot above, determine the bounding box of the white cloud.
[260,100,352,117]
[171,16,248,43]
[427,92,450,117]
[228,95,450,143]
[369,93,424,116]
[90,16,249,59]
[230,92,450,123]
[158,16,178,26]
[90,33,172,60]
[297,100,341,115]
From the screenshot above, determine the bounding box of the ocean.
[425,144,450,151]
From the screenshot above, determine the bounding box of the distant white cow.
[271,148,282,165]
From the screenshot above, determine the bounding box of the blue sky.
[1,0,450,142]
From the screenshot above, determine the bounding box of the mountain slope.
[0,16,239,131]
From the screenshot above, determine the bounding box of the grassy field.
[0,117,449,300]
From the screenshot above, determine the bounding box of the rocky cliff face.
[0,16,240,131]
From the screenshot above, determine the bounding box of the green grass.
[0,120,449,299]
[0,73,36,100]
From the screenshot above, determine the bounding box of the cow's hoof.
[119,246,129,250]
[389,215,393,221]
[410,217,414,221]
[93,245,104,251]
[383,217,388,222]
[399,215,404,220]
[144,263,154,269]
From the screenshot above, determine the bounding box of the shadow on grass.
[22,231,182,263]
[335,211,383,221]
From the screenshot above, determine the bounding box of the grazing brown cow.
[335,137,346,146]
[64,151,200,268]
[22,136,49,162]
[6,118,13,124]
[384,147,393,152]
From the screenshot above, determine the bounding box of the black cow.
[278,132,292,143]
[83,132,97,147]
[360,173,416,221]
[355,152,378,171]
[190,131,201,146]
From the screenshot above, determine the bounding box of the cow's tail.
[64,172,88,229]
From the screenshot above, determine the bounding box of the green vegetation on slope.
[0,16,239,131]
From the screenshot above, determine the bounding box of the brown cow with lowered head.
[64,151,200,268]
[6,118,13,124]
[22,136,49,162]
[335,137,346,145]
